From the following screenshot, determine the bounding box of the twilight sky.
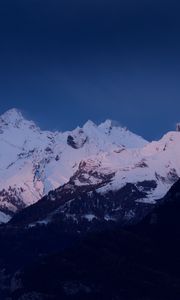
[0,0,180,140]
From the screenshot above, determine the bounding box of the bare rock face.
[67,129,88,149]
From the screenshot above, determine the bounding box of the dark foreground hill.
[1,179,180,300]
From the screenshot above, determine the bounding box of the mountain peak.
[99,119,113,128]
[0,108,38,131]
[98,119,123,130]
[0,108,24,123]
[83,119,123,133]
[83,120,97,130]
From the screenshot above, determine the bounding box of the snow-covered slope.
[1,108,180,225]
[94,131,180,202]
[0,108,148,221]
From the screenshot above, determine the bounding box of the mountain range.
[0,108,180,225]
[0,108,180,299]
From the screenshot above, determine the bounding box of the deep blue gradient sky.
[0,0,180,140]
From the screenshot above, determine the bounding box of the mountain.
[0,108,148,222]
[9,133,180,228]
[0,109,180,224]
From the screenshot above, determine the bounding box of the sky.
[0,0,180,140]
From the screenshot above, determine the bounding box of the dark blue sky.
[0,0,180,140]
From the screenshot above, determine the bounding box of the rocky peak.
[0,108,38,131]
[83,120,97,131]
[0,108,23,124]
[99,119,120,129]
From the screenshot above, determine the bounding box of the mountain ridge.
[0,108,179,224]
[0,108,148,221]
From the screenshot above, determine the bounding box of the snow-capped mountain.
[0,108,147,222]
[0,108,180,225]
